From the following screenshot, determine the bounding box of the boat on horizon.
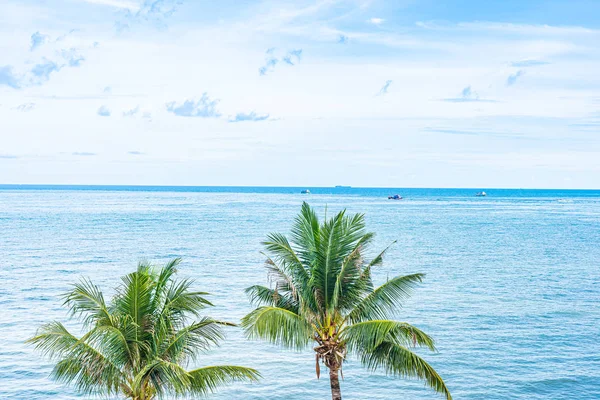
[301,189,310,194]
[388,194,403,200]
[335,185,351,188]
[475,191,487,197]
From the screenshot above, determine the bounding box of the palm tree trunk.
[329,368,342,400]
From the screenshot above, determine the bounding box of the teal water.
[1,186,599,399]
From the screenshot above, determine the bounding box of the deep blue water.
[1,186,599,399]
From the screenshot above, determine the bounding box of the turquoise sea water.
[1,186,599,399]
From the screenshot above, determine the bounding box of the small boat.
[388,194,402,200]
[301,189,310,194]
[475,191,487,197]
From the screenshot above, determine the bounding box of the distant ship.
[301,189,310,194]
[335,185,351,188]
[475,191,487,197]
[388,194,403,200]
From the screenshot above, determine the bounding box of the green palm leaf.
[160,317,229,363]
[28,322,124,395]
[245,284,299,312]
[241,306,312,350]
[28,259,259,399]
[63,278,112,326]
[348,273,425,323]
[342,320,436,352]
[243,203,450,400]
[188,366,261,395]
[360,341,451,400]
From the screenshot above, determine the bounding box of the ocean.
[1,185,599,399]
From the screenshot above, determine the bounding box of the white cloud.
[368,17,384,25]
[1,1,599,187]
[81,0,140,10]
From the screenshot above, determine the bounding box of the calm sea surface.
[1,186,599,399]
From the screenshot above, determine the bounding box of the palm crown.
[242,202,451,400]
[28,258,260,399]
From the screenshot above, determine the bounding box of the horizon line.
[1,184,599,191]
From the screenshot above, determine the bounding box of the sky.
[1,0,599,188]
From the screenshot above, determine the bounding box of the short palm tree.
[28,258,260,399]
[242,202,451,400]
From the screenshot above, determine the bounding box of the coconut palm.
[242,202,451,400]
[28,258,260,399]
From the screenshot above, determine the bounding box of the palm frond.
[290,201,320,267]
[51,357,123,396]
[133,359,191,398]
[160,317,228,363]
[313,210,345,312]
[262,233,310,286]
[245,284,298,312]
[263,254,298,299]
[113,269,156,338]
[367,240,397,269]
[27,322,124,394]
[342,320,436,352]
[241,306,311,350]
[347,273,425,323]
[159,279,212,323]
[62,279,112,326]
[83,324,135,369]
[187,365,261,395]
[152,258,182,309]
[351,240,397,295]
[359,341,451,400]
[331,232,374,311]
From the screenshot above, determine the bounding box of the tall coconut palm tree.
[28,258,260,399]
[242,202,451,400]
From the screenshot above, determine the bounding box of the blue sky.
[1,0,599,188]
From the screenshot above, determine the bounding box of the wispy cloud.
[338,35,349,44]
[3,31,92,89]
[377,80,392,96]
[83,0,140,9]
[26,48,85,86]
[128,150,145,155]
[368,17,384,25]
[72,152,97,156]
[507,70,525,86]
[14,103,35,112]
[259,48,303,75]
[60,49,85,67]
[229,111,270,123]
[416,21,598,35]
[166,93,221,118]
[30,32,49,51]
[511,60,550,67]
[282,49,302,65]
[259,51,279,76]
[123,106,140,116]
[97,105,111,116]
[30,60,62,84]
[423,127,523,138]
[0,66,21,89]
[55,29,78,42]
[103,86,112,93]
[442,86,497,103]
[0,154,19,159]
[116,0,183,31]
